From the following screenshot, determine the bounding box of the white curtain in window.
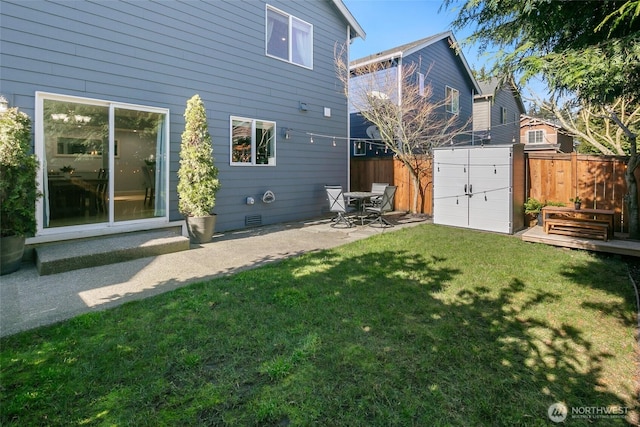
[266,11,274,46]
[154,117,166,215]
[267,8,288,59]
[43,158,50,227]
[292,17,311,67]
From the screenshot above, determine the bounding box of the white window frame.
[230,116,276,166]
[527,129,545,144]
[500,107,507,124]
[266,5,313,69]
[34,91,170,236]
[445,86,459,115]
[418,72,425,97]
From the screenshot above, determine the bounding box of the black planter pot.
[1,234,26,275]
[186,214,217,244]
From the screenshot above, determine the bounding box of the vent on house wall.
[245,214,262,227]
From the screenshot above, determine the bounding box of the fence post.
[571,152,578,198]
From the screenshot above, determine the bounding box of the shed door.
[433,148,470,228]
[467,147,512,233]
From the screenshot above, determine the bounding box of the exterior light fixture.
[0,95,8,113]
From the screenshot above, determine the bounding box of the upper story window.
[500,107,508,124]
[527,129,545,144]
[231,117,276,166]
[418,73,425,97]
[445,86,459,115]
[266,5,313,69]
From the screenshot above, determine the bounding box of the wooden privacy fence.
[351,152,640,233]
[350,156,433,215]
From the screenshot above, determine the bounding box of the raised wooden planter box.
[544,217,609,241]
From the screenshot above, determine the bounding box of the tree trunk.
[410,168,420,215]
[400,157,421,214]
[609,111,639,239]
[625,137,639,239]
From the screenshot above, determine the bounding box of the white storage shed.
[433,144,525,234]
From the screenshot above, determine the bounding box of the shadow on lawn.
[0,246,635,426]
[559,253,638,330]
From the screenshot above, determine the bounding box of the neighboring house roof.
[520,115,570,133]
[331,0,366,40]
[475,77,526,114]
[350,31,481,94]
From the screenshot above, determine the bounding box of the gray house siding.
[404,38,475,142]
[490,86,522,144]
[349,34,476,157]
[1,0,356,236]
[473,81,524,145]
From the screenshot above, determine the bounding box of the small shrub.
[0,108,40,236]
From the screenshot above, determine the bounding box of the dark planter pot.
[1,234,26,275]
[186,214,217,244]
[574,203,581,210]
[537,212,543,227]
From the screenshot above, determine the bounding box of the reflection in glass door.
[39,94,167,230]
[42,99,110,228]
[113,107,166,222]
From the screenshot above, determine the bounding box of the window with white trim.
[527,129,545,144]
[500,107,507,124]
[445,86,459,114]
[231,117,276,166]
[266,5,313,69]
[418,72,425,97]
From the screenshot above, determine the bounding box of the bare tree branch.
[335,43,470,214]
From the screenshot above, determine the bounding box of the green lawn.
[1,224,637,426]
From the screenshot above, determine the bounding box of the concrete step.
[35,229,190,276]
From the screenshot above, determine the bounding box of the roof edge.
[331,0,366,40]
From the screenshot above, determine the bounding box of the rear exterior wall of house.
[1,0,354,236]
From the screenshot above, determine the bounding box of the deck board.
[521,226,640,257]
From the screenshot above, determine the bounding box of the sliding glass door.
[37,93,168,232]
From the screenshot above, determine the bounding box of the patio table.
[343,191,375,225]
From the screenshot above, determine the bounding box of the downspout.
[346,25,351,191]
[471,89,475,146]
[397,55,402,153]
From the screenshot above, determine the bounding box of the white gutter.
[350,51,403,70]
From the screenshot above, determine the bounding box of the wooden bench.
[544,217,609,241]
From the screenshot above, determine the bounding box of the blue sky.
[344,1,479,66]
[343,0,545,105]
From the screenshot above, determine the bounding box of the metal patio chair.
[325,186,355,228]
[364,185,397,227]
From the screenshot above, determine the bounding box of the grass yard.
[1,224,637,426]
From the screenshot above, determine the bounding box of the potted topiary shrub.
[0,106,41,274]
[177,94,220,244]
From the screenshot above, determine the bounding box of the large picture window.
[445,86,460,115]
[266,5,313,69]
[231,117,276,166]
